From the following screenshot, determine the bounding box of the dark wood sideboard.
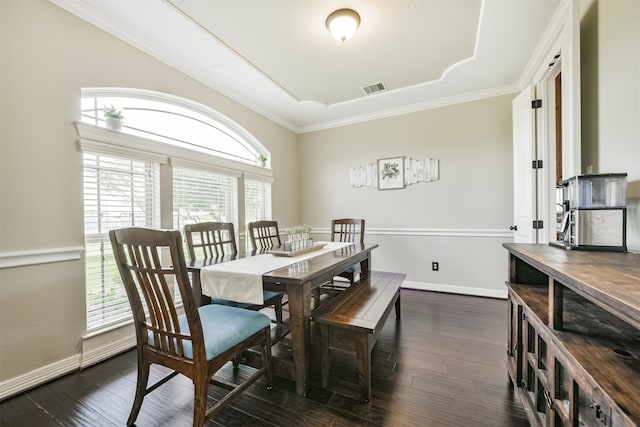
[504,243,640,427]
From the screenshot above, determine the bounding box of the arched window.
[79,88,272,331]
[80,88,269,166]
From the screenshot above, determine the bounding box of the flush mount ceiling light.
[326,8,361,42]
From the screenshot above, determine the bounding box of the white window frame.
[79,88,273,335]
[243,173,274,251]
[171,157,240,242]
[81,87,271,168]
[81,143,164,331]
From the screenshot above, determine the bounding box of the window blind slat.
[83,152,160,330]
[173,166,238,231]
[244,179,273,250]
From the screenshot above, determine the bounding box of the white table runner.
[200,241,353,304]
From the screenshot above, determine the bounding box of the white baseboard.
[0,335,136,401]
[80,334,136,369]
[402,280,507,299]
[0,354,80,400]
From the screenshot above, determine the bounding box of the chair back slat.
[110,228,204,361]
[185,222,238,261]
[248,221,281,250]
[331,218,365,244]
[110,227,272,427]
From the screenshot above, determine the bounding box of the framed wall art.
[377,157,405,190]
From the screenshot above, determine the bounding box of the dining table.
[187,241,379,397]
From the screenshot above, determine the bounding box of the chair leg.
[262,328,273,389]
[193,376,209,427]
[275,296,283,324]
[127,360,150,426]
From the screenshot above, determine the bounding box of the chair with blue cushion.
[184,222,284,323]
[110,227,272,427]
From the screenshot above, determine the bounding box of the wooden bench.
[312,271,405,401]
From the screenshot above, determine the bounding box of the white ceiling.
[52,0,562,133]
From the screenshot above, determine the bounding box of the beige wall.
[0,0,298,384]
[580,0,640,251]
[299,95,515,295]
[2,0,638,398]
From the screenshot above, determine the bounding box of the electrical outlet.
[432,262,439,271]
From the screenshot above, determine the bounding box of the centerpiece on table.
[284,224,312,252]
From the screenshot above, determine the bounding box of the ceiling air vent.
[362,81,387,95]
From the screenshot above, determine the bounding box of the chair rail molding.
[0,246,84,269]
[312,227,512,238]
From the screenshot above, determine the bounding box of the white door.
[512,86,538,243]
[511,1,582,245]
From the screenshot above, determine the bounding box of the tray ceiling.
[51,0,562,133]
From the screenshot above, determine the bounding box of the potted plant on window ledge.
[256,154,267,167]
[103,105,124,131]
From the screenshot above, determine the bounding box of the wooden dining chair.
[248,220,282,250]
[184,221,238,259]
[184,222,284,323]
[317,218,366,301]
[331,218,365,284]
[109,227,272,427]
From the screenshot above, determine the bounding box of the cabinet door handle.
[543,388,554,409]
[509,225,518,231]
[590,403,607,424]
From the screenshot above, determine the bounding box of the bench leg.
[319,324,330,388]
[355,334,371,402]
[395,291,401,319]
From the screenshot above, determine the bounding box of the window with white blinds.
[80,88,273,335]
[83,152,160,330]
[173,165,238,233]
[244,178,273,250]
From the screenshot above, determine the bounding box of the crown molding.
[297,84,520,134]
[516,0,571,89]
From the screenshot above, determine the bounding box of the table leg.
[190,272,209,307]
[287,282,312,396]
[360,252,371,280]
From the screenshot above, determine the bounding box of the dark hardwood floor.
[0,290,529,426]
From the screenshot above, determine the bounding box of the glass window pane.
[80,93,265,165]
[83,152,159,330]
